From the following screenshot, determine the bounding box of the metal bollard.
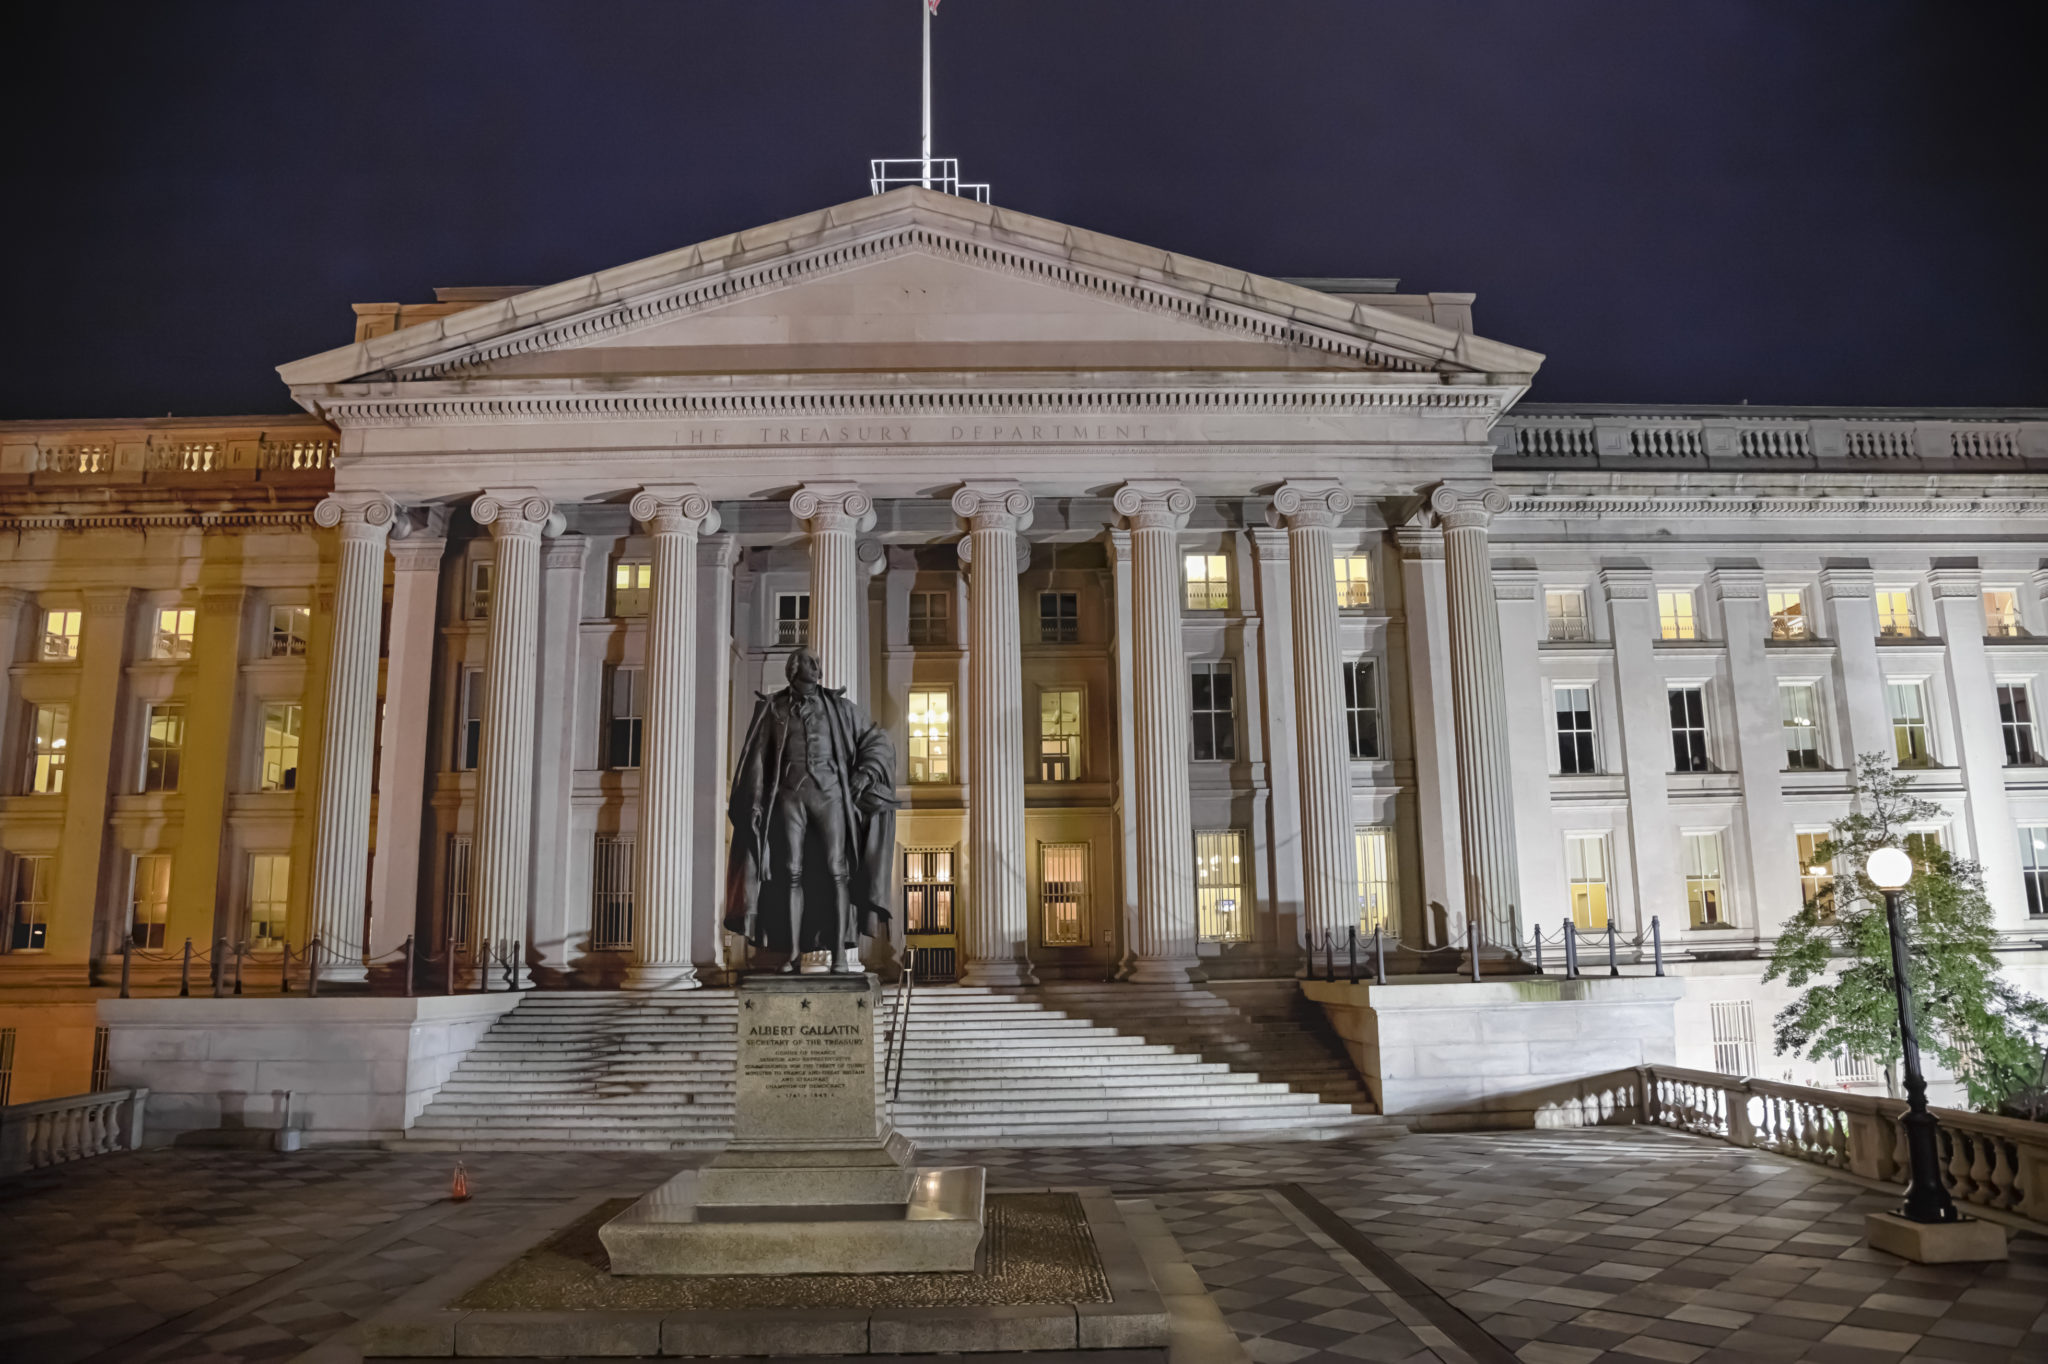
[1323,931,1334,983]
[1534,928,1544,975]
[445,933,457,996]
[234,941,244,996]
[1347,926,1358,985]
[180,938,193,997]
[281,942,292,994]
[402,935,415,998]
[1652,915,1665,976]
[1467,918,1482,983]
[507,940,521,991]
[1373,925,1387,985]
[120,938,133,999]
[1563,919,1578,978]
[309,937,322,997]
[1607,920,1619,977]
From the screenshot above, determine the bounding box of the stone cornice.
[0,508,318,533]
[1502,494,2048,520]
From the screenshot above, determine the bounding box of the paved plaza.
[0,1129,2040,1364]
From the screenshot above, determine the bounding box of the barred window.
[903,848,954,933]
[1195,830,1248,942]
[1040,843,1087,946]
[591,836,635,949]
[1710,999,1754,1077]
[445,836,473,943]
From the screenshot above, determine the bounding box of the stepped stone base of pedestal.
[1864,1210,2008,1263]
[601,1166,986,1275]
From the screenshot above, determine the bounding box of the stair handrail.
[886,945,917,1104]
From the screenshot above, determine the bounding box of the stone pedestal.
[1864,1211,2008,1264]
[600,973,984,1275]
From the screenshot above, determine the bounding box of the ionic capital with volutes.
[315,493,401,543]
[631,485,721,538]
[790,484,875,534]
[472,490,563,541]
[1270,480,1353,531]
[1428,483,1511,532]
[951,482,1035,534]
[1112,480,1194,532]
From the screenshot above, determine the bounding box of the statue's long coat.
[722,685,898,952]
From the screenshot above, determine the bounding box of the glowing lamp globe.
[1866,846,1913,891]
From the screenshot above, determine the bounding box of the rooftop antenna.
[871,0,989,203]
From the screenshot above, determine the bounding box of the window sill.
[1877,635,1944,647]
[1653,638,1722,649]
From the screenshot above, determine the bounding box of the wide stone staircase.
[404,982,1383,1151]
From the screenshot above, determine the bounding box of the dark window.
[1998,684,2039,766]
[605,666,644,769]
[1191,663,1236,762]
[1670,687,1710,773]
[908,591,950,646]
[457,670,484,771]
[1556,686,1597,774]
[1344,660,1380,759]
[1039,592,1079,643]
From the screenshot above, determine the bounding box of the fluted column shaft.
[626,487,720,989]
[310,495,396,980]
[791,485,873,693]
[1432,485,1522,948]
[471,491,556,986]
[1114,482,1200,983]
[1274,482,1358,958]
[953,484,1035,986]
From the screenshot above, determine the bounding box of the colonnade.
[308,480,1524,985]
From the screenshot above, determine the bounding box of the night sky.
[5,1,2044,421]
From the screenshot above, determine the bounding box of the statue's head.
[786,647,821,694]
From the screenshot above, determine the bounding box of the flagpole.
[920,0,933,189]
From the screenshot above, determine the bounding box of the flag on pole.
[928,0,941,14]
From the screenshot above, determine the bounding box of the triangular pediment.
[279,188,1542,391]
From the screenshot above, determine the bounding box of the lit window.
[909,591,951,646]
[467,560,494,620]
[260,703,301,791]
[2019,826,2048,918]
[248,854,290,944]
[1555,685,1597,774]
[1780,683,1823,770]
[1565,833,1609,930]
[1190,662,1236,761]
[776,592,810,647]
[1905,828,1947,875]
[1668,686,1710,773]
[1709,999,1754,1075]
[268,606,310,658]
[1355,827,1395,933]
[40,609,81,661]
[142,704,185,792]
[591,836,635,949]
[1039,689,1081,782]
[444,835,473,943]
[1684,832,1727,928]
[1887,681,1932,767]
[907,689,952,783]
[7,856,51,951]
[1040,843,1087,946]
[1194,830,1248,942]
[1657,590,1697,641]
[152,607,196,660]
[1344,660,1380,759]
[455,669,484,771]
[1184,553,1229,611]
[27,706,67,794]
[1768,590,1808,640]
[1876,589,1916,638]
[1333,556,1372,609]
[130,854,172,949]
[604,666,643,769]
[1545,590,1589,641]
[1997,683,2039,766]
[1797,832,1834,915]
[1038,591,1078,643]
[612,561,652,618]
[903,848,955,933]
[1983,590,2023,638]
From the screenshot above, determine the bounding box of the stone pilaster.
[65,589,131,968]
[1272,481,1357,958]
[1602,564,1681,934]
[166,589,246,955]
[309,495,397,980]
[1928,562,2029,926]
[369,521,447,960]
[790,484,874,696]
[1710,564,1794,939]
[627,487,721,989]
[952,482,1036,986]
[1248,529,1306,955]
[1394,515,1461,942]
[1105,530,1141,974]
[1430,484,1523,948]
[1819,562,1893,764]
[469,490,560,987]
[1112,481,1200,983]
[692,533,741,975]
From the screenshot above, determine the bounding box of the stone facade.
[2,189,2045,1096]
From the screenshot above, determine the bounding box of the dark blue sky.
[5,1,2043,419]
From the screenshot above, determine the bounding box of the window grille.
[1668,687,1709,772]
[28,705,67,794]
[1183,554,1229,611]
[776,592,811,647]
[1556,686,1597,774]
[1768,590,1808,640]
[456,670,484,770]
[605,666,644,769]
[1684,833,1727,928]
[1887,681,1932,766]
[41,609,81,660]
[591,836,635,949]
[1355,827,1395,933]
[269,606,310,657]
[1545,590,1588,641]
[130,854,172,949]
[1565,834,1610,930]
[1797,832,1834,915]
[1996,684,2039,765]
[1781,683,1823,770]
[1333,556,1372,609]
[1657,590,1697,641]
[2019,826,2048,918]
[1983,590,2023,638]
[260,703,301,791]
[91,1025,111,1092]
[907,690,952,783]
[248,855,290,944]
[1876,589,1916,637]
[1834,1049,1880,1086]
[1040,843,1087,946]
[909,591,951,646]
[1190,662,1236,761]
[152,607,196,660]
[142,704,186,792]
[1038,591,1078,643]
[1343,660,1380,759]
[903,848,954,933]
[1710,999,1754,1077]
[7,856,50,951]
[445,836,473,943]
[1195,830,1248,942]
[0,1029,13,1106]
[612,560,652,617]
[1039,689,1081,782]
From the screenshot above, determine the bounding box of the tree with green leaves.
[1764,753,2048,1112]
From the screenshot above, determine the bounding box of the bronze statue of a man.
[723,648,899,972]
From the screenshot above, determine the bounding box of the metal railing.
[883,946,918,1104]
[0,1087,149,1174]
[869,157,989,203]
[109,932,524,997]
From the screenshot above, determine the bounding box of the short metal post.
[308,937,322,997]
[233,941,244,996]
[179,938,193,997]
[1652,916,1665,976]
[1323,931,1334,983]
[119,938,133,999]
[508,939,521,991]
[445,931,457,995]
[1347,926,1358,985]
[1607,920,1619,977]
[1373,925,1386,985]
[1563,920,1578,978]
[1534,927,1544,975]
[211,936,227,998]
[281,943,292,994]
[402,935,415,998]
[1467,917,1482,983]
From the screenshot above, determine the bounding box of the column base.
[957,959,1038,988]
[1126,957,1202,985]
[315,962,370,985]
[621,964,703,991]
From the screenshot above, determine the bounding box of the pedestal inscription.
[734,977,877,1144]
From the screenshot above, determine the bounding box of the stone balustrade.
[0,423,336,482]
[0,1087,149,1174]
[1496,407,2048,472]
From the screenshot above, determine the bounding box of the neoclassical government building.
[3,189,2045,1102]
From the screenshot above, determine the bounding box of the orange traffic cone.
[450,1161,471,1202]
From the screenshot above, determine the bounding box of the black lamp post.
[1866,845,1958,1225]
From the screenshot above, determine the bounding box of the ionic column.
[309,495,397,981]
[953,483,1036,987]
[1112,481,1200,984]
[1430,484,1523,949]
[1272,481,1358,959]
[790,484,874,695]
[469,491,559,987]
[627,487,721,989]
[369,519,448,961]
